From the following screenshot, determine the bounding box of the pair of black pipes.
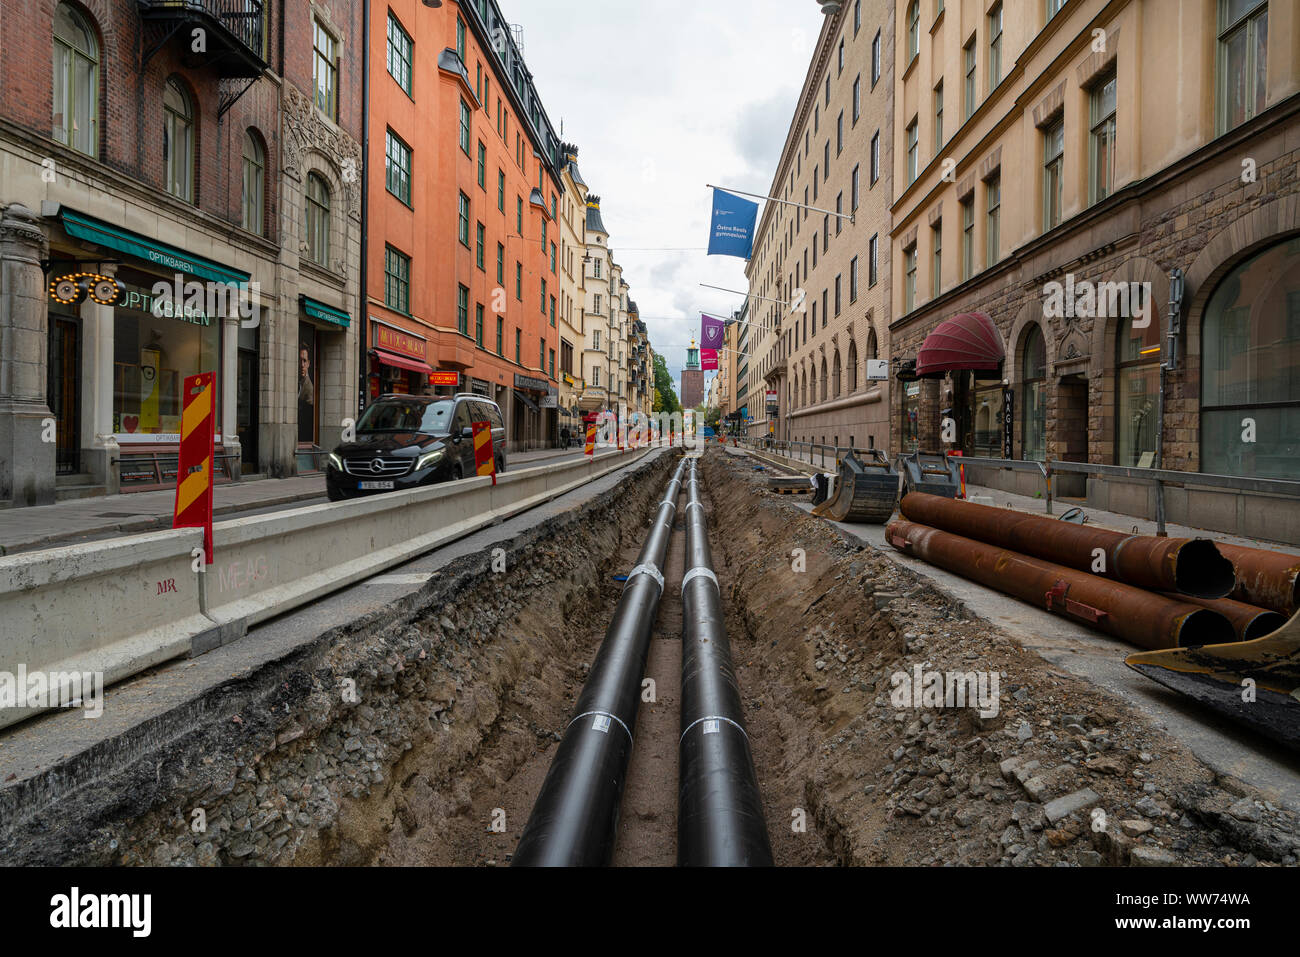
[512,457,772,866]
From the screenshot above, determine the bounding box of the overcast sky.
[515,0,824,395]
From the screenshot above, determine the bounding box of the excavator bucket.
[1125,609,1300,751]
[812,450,900,524]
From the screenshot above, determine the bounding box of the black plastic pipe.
[678,459,774,866]
[512,458,687,866]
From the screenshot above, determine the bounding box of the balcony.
[139,1,268,82]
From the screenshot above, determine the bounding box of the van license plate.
[359,481,394,491]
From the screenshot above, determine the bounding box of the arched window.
[53,3,98,156]
[847,340,858,392]
[1116,294,1160,467]
[242,130,266,235]
[1021,325,1048,461]
[1201,238,1300,479]
[866,328,879,360]
[808,366,816,406]
[163,78,194,201]
[305,173,331,267]
[832,350,842,397]
[820,357,828,402]
[907,1,920,61]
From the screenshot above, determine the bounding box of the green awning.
[300,296,351,327]
[59,209,250,285]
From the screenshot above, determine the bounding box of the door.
[47,316,80,475]
[237,348,259,473]
[297,324,318,447]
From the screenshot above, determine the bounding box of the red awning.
[915,312,1005,377]
[374,349,433,376]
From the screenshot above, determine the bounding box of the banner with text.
[707,189,758,260]
[702,348,719,371]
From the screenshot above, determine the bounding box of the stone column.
[80,261,119,493]
[220,312,241,479]
[0,204,56,506]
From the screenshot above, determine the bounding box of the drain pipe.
[513,458,687,866]
[678,459,774,866]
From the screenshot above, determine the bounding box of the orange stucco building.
[365,0,563,448]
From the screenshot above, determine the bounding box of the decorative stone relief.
[282,85,362,220]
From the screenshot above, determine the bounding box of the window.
[384,245,410,314]
[550,296,556,327]
[988,4,1003,89]
[455,14,466,61]
[906,120,918,183]
[868,234,879,287]
[496,242,504,283]
[496,316,504,355]
[163,79,194,202]
[497,170,505,211]
[834,275,842,316]
[871,30,881,85]
[904,246,917,312]
[476,222,485,270]
[850,256,859,302]
[934,81,944,149]
[1218,0,1269,133]
[549,348,556,378]
[52,3,98,156]
[1116,306,1160,467]
[459,99,471,155]
[907,1,920,62]
[961,197,974,280]
[854,0,862,34]
[457,285,469,336]
[457,192,470,247]
[515,328,521,363]
[870,132,880,184]
[964,39,977,120]
[304,173,330,266]
[836,193,843,235]
[475,303,485,347]
[1022,326,1048,462]
[838,38,845,75]
[312,18,338,120]
[853,76,861,123]
[550,242,557,274]
[1201,239,1300,479]
[241,131,265,235]
[516,196,523,234]
[1044,120,1064,230]
[477,141,486,188]
[932,222,943,298]
[386,12,412,96]
[516,262,523,300]
[1046,0,1066,19]
[386,129,412,205]
[540,278,547,314]
[851,164,861,210]
[1090,72,1117,204]
[837,112,844,155]
[986,177,1001,267]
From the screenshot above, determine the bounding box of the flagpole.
[707,183,854,225]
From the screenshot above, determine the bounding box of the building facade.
[889,0,1299,494]
[556,143,588,437]
[0,0,363,507]
[745,0,896,452]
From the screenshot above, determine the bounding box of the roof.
[586,196,608,235]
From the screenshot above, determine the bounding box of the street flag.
[173,371,216,564]
[472,420,496,485]
[701,348,719,371]
[707,188,758,259]
[701,314,725,350]
[585,423,597,457]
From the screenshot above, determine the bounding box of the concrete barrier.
[0,447,650,730]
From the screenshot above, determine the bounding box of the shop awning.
[374,349,432,375]
[58,208,250,285]
[301,296,350,327]
[915,312,1005,378]
[515,391,540,413]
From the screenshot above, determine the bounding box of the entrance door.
[297,324,318,447]
[47,316,80,475]
[237,348,259,473]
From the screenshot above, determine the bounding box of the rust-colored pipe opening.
[1171,539,1239,600]
[1175,608,1244,649]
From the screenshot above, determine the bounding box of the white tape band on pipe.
[568,710,633,742]
[681,566,718,594]
[625,563,665,591]
[679,714,749,744]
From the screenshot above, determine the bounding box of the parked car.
[326,394,507,502]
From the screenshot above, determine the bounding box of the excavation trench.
[24,447,1295,867]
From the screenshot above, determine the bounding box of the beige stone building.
[745,0,897,453]
[888,0,1300,504]
[556,145,589,438]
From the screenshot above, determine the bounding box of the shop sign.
[373,322,428,361]
[118,282,213,326]
[514,373,549,392]
[430,371,460,387]
[1002,388,1015,460]
[867,359,890,381]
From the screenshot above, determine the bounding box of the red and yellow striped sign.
[472,420,496,485]
[173,372,215,563]
[585,423,597,457]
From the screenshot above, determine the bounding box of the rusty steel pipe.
[1157,594,1286,642]
[899,493,1234,599]
[886,520,1235,650]
[1214,543,1300,618]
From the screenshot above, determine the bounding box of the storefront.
[368,319,433,399]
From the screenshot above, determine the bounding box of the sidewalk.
[0,445,583,557]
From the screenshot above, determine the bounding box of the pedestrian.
[560,426,570,449]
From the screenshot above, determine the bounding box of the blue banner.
[707,189,758,260]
